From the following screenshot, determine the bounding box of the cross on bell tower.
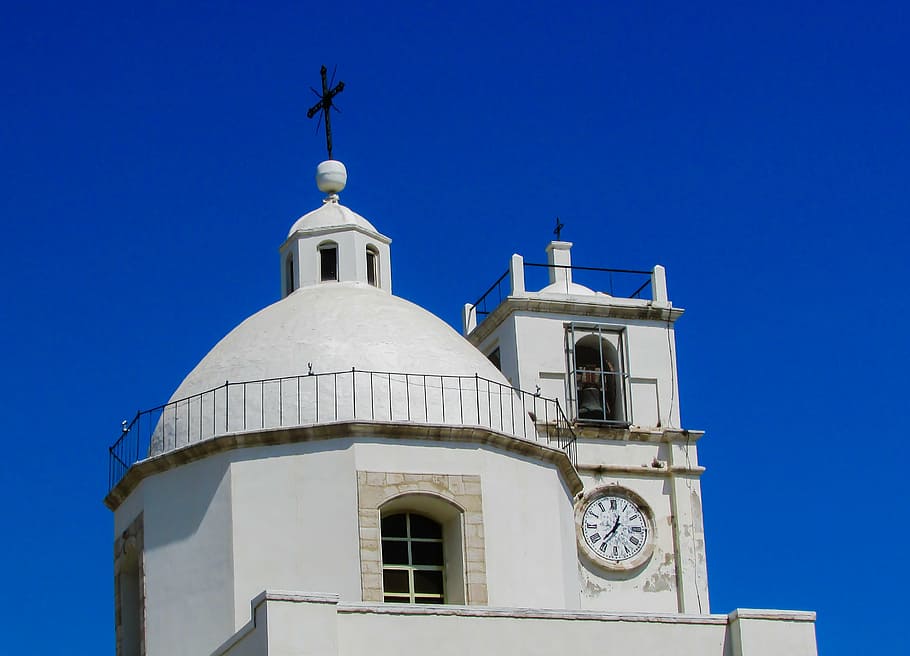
[554,217,565,241]
[306,65,346,160]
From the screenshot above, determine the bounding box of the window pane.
[366,250,377,286]
[413,569,444,594]
[409,514,442,539]
[384,595,410,603]
[383,569,410,594]
[414,596,440,604]
[320,246,337,281]
[411,541,444,565]
[381,540,409,565]
[381,514,407,538]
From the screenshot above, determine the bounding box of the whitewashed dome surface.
[286,201,378,237]
[149,284,525,456]
[171,283,505,397]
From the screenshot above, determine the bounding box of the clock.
[576,487,654,571]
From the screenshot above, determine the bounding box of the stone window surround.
[357,471,487,605]
[114,513,145,656]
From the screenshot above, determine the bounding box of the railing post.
[652,264,669,307]
[509,254,525,295]
[440,376,445,423]
[475,374,481,425]
[462,303,477,335]
[405,373,411,420]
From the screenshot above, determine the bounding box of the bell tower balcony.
[463,242,684,431]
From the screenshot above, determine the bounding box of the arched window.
[568,326,626,423]
[366,245,379,287]
[285,254,296,294]
[318,242,338,282]
[358,475,486,605]
[381,512,445,604]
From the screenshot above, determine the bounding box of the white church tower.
[463,240,702,613]
[106,160,817,656]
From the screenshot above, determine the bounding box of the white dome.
[537,281,597,296]
[149,283,528,457]
[287,201,378,238]
[169,283,507,402]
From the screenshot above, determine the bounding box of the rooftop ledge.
[105,419,583,511]
[213,589,817,656]
[247,589,816,623]
[463,255,683,339]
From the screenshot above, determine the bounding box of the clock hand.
[603,515,622,541]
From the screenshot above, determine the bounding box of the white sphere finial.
[316,160,347,197]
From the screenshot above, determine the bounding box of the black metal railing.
[524,263,652,299]
[108,369,577,491]
[470,263,653,328]
[470,269,509,321]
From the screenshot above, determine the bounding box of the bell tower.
[463,241,709,614]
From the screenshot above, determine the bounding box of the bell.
[578,386,604,420]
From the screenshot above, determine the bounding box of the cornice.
[468,296,685,345]
[104,420,583,511]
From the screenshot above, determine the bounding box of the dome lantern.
[280,160,392,296]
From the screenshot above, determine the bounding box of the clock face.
[581,494,650,564]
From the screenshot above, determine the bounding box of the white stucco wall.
[575,472,680,613]
[352,441,579,609]
[128,454,236,656]
[570,433,710,613]
[216,594,817,656]
[228,441,363,628]
[115,434,582,655]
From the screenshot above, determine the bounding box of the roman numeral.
[631,526,642,533]
[630,536,640,545]
[586,523,598,529]
[609,498,617,510]
[590,533,601,543]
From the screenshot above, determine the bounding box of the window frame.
[565,322,630,425]
[356,472,488,606]
[318,241,339,282]
[381,512,446,604]
[285,253,296,294]
[366,245,379,287]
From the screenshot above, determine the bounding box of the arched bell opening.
[573,333,625,423]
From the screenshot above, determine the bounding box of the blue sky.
[2,1,907,653]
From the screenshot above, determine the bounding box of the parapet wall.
[215,591,818,656]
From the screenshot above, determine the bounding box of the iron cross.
[306,65,345,160]
[554,217,565,240]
